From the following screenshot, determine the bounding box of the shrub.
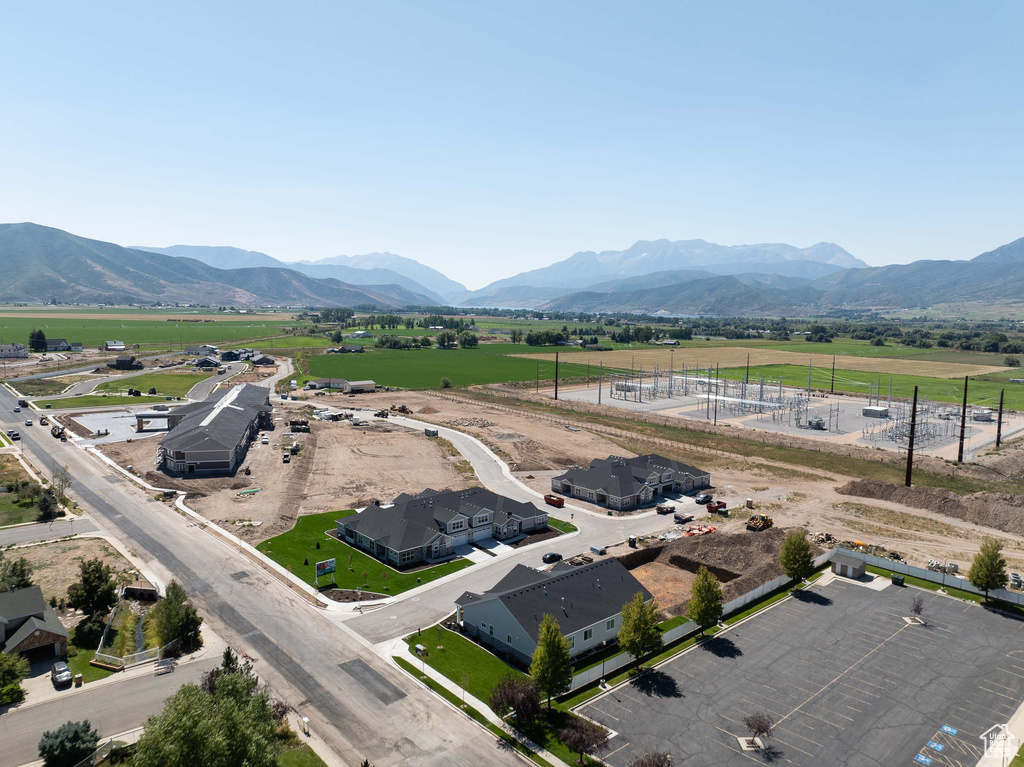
[0,683,25,706]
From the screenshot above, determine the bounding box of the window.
[584,628,593,641]
[606,618,615,631]
[567,635,574,648]
[489,624,494,636]
[451,520,465,531]
[400,550,417,564]
[507,634,512,644]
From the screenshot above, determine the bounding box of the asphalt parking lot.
[579,576,1024,767]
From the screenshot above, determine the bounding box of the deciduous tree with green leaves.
[779,531,814,583]
[687,566,723,635]
[617,592,662,665]
[0,652,30,688]
[151,580,203,647]
[66,558,117,617]
[968,538,1007,602]
[530,613,573,708]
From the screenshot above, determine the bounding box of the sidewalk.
[386,639,571,767]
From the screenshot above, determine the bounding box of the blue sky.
[1,1,1021,289]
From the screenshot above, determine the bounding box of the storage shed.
[832,553,866,579]
[862,406,889,418]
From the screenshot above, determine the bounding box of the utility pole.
[598,362,602,405]
[905,385,919,487]
[830,355,836,394]
[554,352,559,400]
[996,389,1005,448]
[713,364,719,426]
[957,376,969,462]
[807,358,812,398]
[745,353,750,384]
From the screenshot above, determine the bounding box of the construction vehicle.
[746,514,773,532]
[50,424,66,440]
[375,409,390,418]
[39,416,49,426]
[390,404,412,414]
[655,504,674,514]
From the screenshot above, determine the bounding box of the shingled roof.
[457,558,652,640]
[555,454,708,497]
[159,384,271,453]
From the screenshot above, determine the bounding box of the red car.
[543,494,565,508]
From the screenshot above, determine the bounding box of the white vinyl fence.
[569,551,833,690]
[829,547,1024,606]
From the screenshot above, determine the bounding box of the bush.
[1005,356,1021,368]
[440,377,452,389]
[72,613,107,650]
[0,683,25,706]
[38,720,98,767]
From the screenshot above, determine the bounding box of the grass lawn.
[0,495,43,526]
[403,626,526,704]
[11,375,92,397]
[277,745,329,767]
[306,346,597,390]
[256,510,473,595]
[94,372,210,397]
[546,518,578,534]
[1010,743,1024,767]
[718,362,1022,410]
[34,394,179,409]
[65,645,118,684]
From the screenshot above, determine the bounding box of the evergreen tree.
[530,614,572,708]
[687,566,723,635]
[38,720,98,767]
[617,592,662,665]
[0,552,33,592]
[968,539,1007,602]
[779,531,814,582]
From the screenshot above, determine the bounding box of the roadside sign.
[316,559,336,577]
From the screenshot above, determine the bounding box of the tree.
[626,751,672,767]
[38,720,98,767]
[617,592,662,665]
[968,538,1007,602]
[151,580,204,647]
[909,595,924,621]
[530,614,572,708]
[436,330,457,349]
[51,464,72,501]
[743,711,775,744]
[559,715,609,765]
[133,674,277,767]
[510,329,524,344]
[66,558,118,617]
[1005,356,1022,368]
[457,331,478,348]
[779,531,814,582]
[0,552,33,592]
[37,488,59,521]
[687,566,723,635]
[440,377,453,389]
[490,674,541,726]
[29,329,47,353]
[0,652,30,688]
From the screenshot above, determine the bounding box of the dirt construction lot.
[13,537,135,604]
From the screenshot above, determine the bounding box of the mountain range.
[4,222,1024,316]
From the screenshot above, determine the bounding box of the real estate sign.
[315,559,336,578]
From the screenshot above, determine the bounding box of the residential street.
[0,517,98,546]
[0,385,525,767]
[0,656,220,767]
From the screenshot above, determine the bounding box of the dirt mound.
[417,406,439,414]
[837,479,1024,537]
[623,527,813,617]
[443,417,494,428]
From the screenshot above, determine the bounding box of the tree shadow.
[759,743,783,763]
[701,636,743,659]
[629,669,682,698]
[791,589,832,606]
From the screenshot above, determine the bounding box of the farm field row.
[719,363,1023,409]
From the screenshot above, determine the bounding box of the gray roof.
[3,612,68,654]
[312,378,348,388]
[339,487,544,553]
[0,585,47,624]
[832,553,864,568]
[457,558,652,641]
[554,454,709,498]
[159,384,271,454]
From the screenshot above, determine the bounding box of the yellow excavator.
[746,514,774,532]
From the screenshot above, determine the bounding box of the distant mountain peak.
[972,237,1024,264]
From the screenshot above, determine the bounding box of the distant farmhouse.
[306,378,375,394]
[185,344,218,356]
[104,340,127,351]
[158,384,272,475]
[0,343,29,359]
[456,558,652,665]
[336,487,547,568]
[325,345,364,354]
[44,338,81,352]
[551,454,710,511]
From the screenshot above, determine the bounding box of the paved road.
[0,517,99,546]
[0,656,220,767]
[6,352,181,384]
[345,415,674,644]
[0,385,522,767]
[185,363,241,401]
[32,363,190,400]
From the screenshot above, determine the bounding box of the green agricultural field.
[256,510,473,594]
[307,345,599,389]
[719,363,1023,410]
[94,372,211,397]
[34,394,177,409]
[0,315,307,350]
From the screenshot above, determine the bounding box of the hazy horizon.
[2,2,1022,290]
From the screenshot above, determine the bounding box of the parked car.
[282,453,291,463]
[24,419,32,426]
[261,436,269,445]
[694,493,713,504]
[51,661,73,687]
[9,431,20,441]
[541,552,563,564]
[12,406,20,413]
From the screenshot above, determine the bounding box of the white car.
[261,436,269,445]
